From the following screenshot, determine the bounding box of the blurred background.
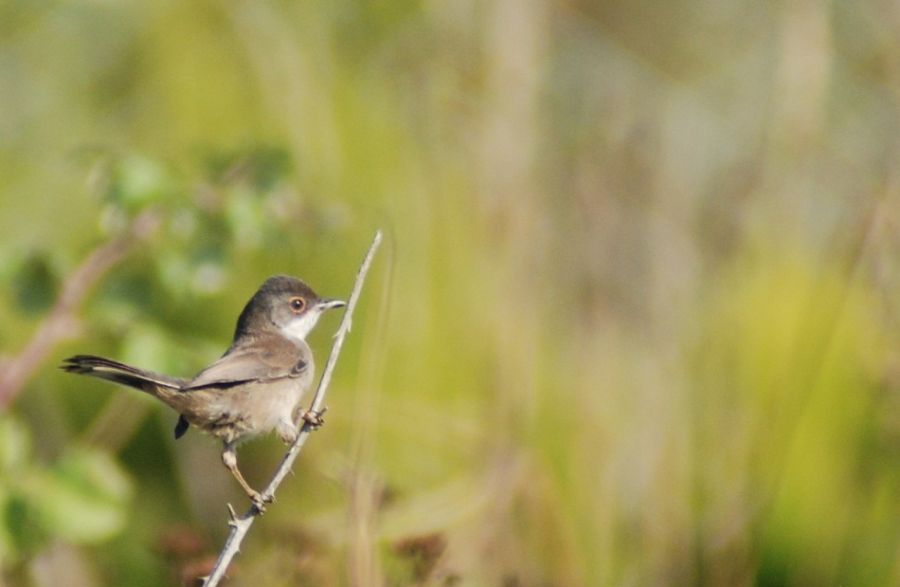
[1,0,900,585]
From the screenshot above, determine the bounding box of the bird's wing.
[185,335,309,390]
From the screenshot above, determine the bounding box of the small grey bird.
[62,275,345,509]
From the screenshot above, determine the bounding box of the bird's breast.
[181,374,311,444]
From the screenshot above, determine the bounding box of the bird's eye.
[289,297,306,312]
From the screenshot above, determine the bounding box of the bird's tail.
[61,355,186,396]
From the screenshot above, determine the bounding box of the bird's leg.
[221,444,272,512]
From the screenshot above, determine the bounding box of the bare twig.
[0,211,159,407]
[203,230,383,587]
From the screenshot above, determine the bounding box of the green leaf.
[0,416,31,474]
[156,249,193,302]
[4,489,44,559]
[12,253,58,315]
[108,154,173,208]
[0,490,19,565]
[225,188,265,250]
[120,322,181,375]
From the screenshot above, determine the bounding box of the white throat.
[280,311,321,343]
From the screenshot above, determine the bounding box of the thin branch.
[203,230,383,587]
[0,211,160,407]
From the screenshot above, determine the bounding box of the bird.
[62,275,345,510]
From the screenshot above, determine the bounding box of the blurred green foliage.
[2,1,900,586]
[0,416,131,564]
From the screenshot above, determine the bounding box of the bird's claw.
[302,407,327,430]
[250,491,274,513]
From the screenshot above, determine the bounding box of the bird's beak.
[318,298,346,311]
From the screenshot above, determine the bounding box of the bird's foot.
[249,490,275,514]
[302,407,327,430]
